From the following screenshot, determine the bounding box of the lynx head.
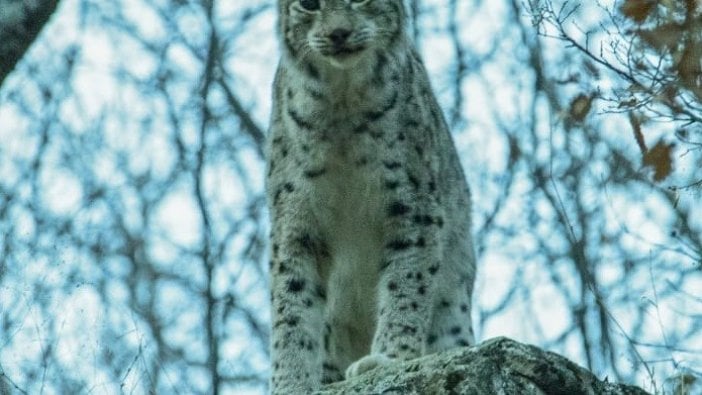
[278,0,406,68]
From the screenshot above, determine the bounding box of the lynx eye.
[300,0,320,11]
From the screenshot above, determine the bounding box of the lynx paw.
[345,354,393,379]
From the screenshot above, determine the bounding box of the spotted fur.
[267,0,476,393]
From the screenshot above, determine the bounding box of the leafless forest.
[0,0,700,394]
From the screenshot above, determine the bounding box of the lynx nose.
[329,29,352,46]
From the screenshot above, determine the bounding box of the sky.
[1,0,701,394]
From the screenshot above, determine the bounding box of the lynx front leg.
[269,224,328,394]
[346,191,442,378]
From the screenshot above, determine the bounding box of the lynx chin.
[266,0,476,393]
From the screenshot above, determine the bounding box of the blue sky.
[1,0,701,394]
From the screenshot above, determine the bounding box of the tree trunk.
[318,337,650,395]
[0,0,62,88]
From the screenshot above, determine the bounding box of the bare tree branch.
[0,0,62,88]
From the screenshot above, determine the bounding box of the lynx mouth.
[327,45,366,58]
[318,45,367,68]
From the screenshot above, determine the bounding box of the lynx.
[266,0,476,393]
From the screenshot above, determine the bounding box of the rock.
[317,337,649,395]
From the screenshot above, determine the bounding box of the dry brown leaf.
[568,94,594,123]
[637,23,685,51]
[629,112,647,154]
[642,140,675,181]
[683,0,701,15]
[620,0,656,23]
[677,41,702,89]
[618,96,638,108]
